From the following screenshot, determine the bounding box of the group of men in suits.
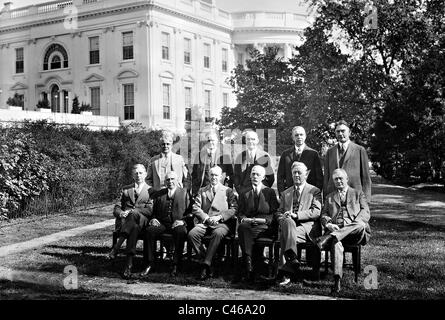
[109,120,372,293]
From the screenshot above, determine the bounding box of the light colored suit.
[147,152,190,191]
[321,187,371,278]
[323,141,371,201]
[188,183,238,266]
[276,183,322,271]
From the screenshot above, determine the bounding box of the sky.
[7,0,309,13]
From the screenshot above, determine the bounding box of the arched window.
[43,44,68,70]
[50,55,61,69]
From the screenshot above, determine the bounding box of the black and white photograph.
[0,0,443,309]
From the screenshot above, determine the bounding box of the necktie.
[254,187,259,211]
[212,186,216,196]
[339,144,346,167]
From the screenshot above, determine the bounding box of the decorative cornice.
[233,28,304,35]
[0,2,233,35]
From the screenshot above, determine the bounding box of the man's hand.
[149,218,161,227]
[283,211,297,219]
[120,210,131,218]
[172,220,185,228]
[208,215,221,226]
[326,223,340,232]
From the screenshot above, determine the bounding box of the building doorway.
[50,84,60,113]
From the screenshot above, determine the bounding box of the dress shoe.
[170,265,178,277]
[316,234,334,250]
[331,275,341,294]
[278,275,291,286]
[140,264,153,277]
[122,266,132,279]
[199,264,212,280]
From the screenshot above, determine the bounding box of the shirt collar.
[338,140,350,150]
[168,187,177,196]
[294,182,306,192]
[135,182,146,190]
[338,186,349,194]
[295,143,306,153]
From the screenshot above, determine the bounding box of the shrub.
[0,131,59,220]
[6,93,24,108]
[36,98,50,109]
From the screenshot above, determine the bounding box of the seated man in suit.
[233,130,275,193]
[141,171,191,277]
[238,165,279,281]
[109,164,153,279]
[191,131,233,196]
[188,166,238,280]
[147,130,191,192]
[276,161,322,285]
[317,168,371,293]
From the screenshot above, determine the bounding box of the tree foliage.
[221,0,445,184]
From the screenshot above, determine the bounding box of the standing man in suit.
[188,166,238,280]
[141,172,191,277]
[109,164,153,279]
[277,126,323,195]
[234,130,275,193]
[276,162,322,285]
[147,130,191,192]
[324,120,371,201]
[317,169,371,293]
[191,131,233,196]
[237,165,279,281]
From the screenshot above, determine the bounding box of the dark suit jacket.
[323,141,371,201]
[238,184,279,225]
[321,187,371,244]
[192,183,238,233]
[113,183,153,230]
[275,183,322,242]
[233,149,275,192]
[277,145,323,194]
[152,187,191,229]
[147,152,191,191]
[191,149,234,195]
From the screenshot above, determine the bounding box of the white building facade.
[0,0,309,132]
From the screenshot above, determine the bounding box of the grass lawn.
[0,176,444,300]
[0,213,443,299]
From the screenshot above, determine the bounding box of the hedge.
[0,121,162,220]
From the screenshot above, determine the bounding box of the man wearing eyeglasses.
[147,130,191,192]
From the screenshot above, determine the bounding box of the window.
[123,84,134,120]
[237,52,244,66]
[222,48,228,72]
[50,55,61,69]
[223,92,228,108]
[204,89,211,122]
[90,87,100,115]
[161,32,170,60]
[185,87,192,121]
[89,36,99,64]
[43,44,68,70]
[122,32,134,60]
[163,84,171,119]
[184,38,191,65]
[15,48,24,73]
[203,43,210,69]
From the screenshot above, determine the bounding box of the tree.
[71,95,80,114]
